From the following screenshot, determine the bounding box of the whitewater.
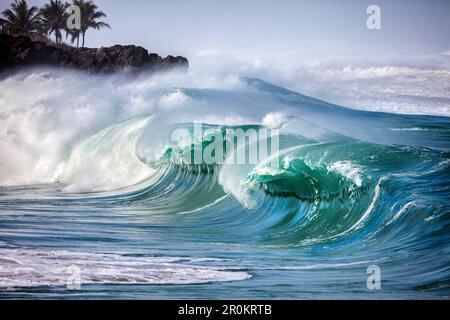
[0,62,449,298]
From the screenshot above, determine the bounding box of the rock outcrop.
[0,33,188,73]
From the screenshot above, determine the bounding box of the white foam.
[388,202,416,225]
[60,117,155,192]
[0,247,251,287]
[390,128,430,131]
[262,112,289,129]
[328,161,363,187]
[0,68,246,190]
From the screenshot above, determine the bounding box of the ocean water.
[0,68,449,299]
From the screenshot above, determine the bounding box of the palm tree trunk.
[82,31,85,48]
[76,34,79,48]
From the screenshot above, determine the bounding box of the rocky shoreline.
[0,33,189,73]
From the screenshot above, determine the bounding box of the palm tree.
[0,17,7,33]
[1,0,41,35]
[71,0,110,48]
[40,0,68,45]
[66,26,81,47]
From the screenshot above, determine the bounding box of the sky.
[1,0,450,58]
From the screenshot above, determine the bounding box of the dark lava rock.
[0,33,189,73]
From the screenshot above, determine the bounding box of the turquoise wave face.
[0,74,449,298]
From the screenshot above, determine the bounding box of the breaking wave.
[0,68,449,297]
